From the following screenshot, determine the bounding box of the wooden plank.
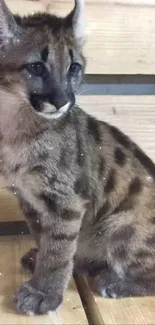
[6,0,45,15]
[84,279,155,325]
[0,235,88,324]
[1,95,155,222]
[77,95,155,162]
[5,0,155,74]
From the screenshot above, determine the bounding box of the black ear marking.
[41,46,49,62]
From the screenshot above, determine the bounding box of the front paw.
[13,281,63,315]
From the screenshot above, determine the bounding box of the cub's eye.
[26,62,46,77]
[69,63,81,76]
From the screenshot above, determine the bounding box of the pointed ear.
[0,0,20,48]
[65,0,85,46]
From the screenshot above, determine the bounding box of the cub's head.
[0,0,86,119]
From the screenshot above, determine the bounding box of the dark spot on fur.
[61,209,80,221]
[20,200,38,219]
[40,193,57,212]
[128,177,142,194]
[111,126,130,148]
[69,49,73,61]
[31,165,45,174]
[94,201,110,224]
[104,169,116,193]
[150,217,155,224]
[74,174,90,199]
[136,250,151,258]
[87,116,101,144]
[114,246,126,259]
[14,164,21,173]
[114,147,126,166]
[98,157,105,176]
[146,234,155,246]
[52,232,78,241]
[112,225,134,241]
[21,248,38,273]
[59,148,74,169]
[134,147,155,179]
[50,175,57,184]
[41,46,49,62]
[113,177,142,214]
[38,150,49,160]
[113,197,133,214]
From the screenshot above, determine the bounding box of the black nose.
[49,88,75,110]
[51,98,68,110]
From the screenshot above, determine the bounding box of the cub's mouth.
[29,93,74,119]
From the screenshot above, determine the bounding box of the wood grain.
[77,95,155,162]
[86,280,155,325]
[0,235,88,324]
[5,0,155,74]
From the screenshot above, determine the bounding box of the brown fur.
[1,0,155,316]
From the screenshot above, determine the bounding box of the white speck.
[103,177,106,180]
[16,39,20,43]
[98,231,102,235]
[93,58,96,61]
[0,272,2,276]
[81,153,84,156]
[29,74,32,78]
[21,232,24,234]
[30,257,34,260]
[33,90,36,94]
[67,298,70,301]
[14,192,17,195]
[0,160,3,163]
[36,220,39,223]
[45,170,48,173]
[3,55,5,58]
[146,175,153,182]
[99,147,102,150]
[94,298,97,302]
[12,183,15,187]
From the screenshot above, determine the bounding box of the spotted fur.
[1,0,155,317]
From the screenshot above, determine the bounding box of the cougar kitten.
[1,0,155,316]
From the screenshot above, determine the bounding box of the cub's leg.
[21,248,38,274]
[14,198,84,315]
[93,210,155,298]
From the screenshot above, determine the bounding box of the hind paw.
[21,248,38,273]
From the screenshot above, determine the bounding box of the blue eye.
[26,62,46,77]
[69,63,81,76]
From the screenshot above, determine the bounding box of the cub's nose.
[52,98,69,110]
